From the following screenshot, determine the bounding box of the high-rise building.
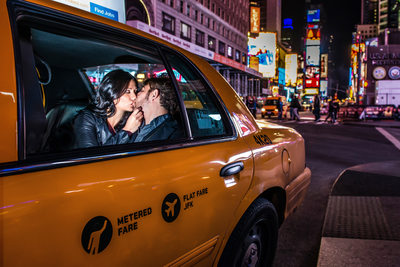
[378,0,400,32]
[361,0,378,24]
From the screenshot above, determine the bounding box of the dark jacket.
[135,114,183,142]
[290,98,301,109]
[74,109,136,149]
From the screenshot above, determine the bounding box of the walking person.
[332,99,340,123]
[290,95,301,121]
[277,97,283,120]
[313,94,321,121]
[324,99,335,123]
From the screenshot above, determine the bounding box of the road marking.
[376,127,400,151]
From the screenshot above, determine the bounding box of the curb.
[317,162,400,266]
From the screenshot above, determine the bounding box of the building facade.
[361,0,379,25]
[125,0,263,97]
[378,0,400,33]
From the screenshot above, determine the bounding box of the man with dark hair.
[134,77,183,142]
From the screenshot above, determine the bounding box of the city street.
[263,113,400,267]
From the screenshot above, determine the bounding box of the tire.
[218,198,278,267]
[262,114,265,119]
[268,115,271,119]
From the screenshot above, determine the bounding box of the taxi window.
[163,52,232,139]
[17,24,186,157]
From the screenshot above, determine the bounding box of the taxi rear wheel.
[218,198,278,267]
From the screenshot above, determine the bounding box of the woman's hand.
[123,107,143,133]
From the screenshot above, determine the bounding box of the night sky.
[282,0,361,91]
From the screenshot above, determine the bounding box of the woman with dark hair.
[74,69,143,148]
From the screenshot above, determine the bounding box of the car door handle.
[220,162,244,177]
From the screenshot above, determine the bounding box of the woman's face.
[114,80,137,113]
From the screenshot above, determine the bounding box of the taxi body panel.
[1,0,311,266]
[0,3,17,163]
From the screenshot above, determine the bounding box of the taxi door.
[1,5,254,264]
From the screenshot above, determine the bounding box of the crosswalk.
[263,119,341,126]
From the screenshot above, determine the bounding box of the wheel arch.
[258,186,286,226]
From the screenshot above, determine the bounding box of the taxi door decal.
[81,216,113,255]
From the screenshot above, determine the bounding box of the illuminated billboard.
[306,29,320,40]
[305,78,319,88]
[306,39,320,46]
[249,56,259,72]
[321,54,328,78]
[320,80,328,97]
[285,54,297,87]
[52,0,126,23]
[250,7,260,33]
[305,66,320,79]
[283,18,293,29]
[307,9,320,23]
[306,46,320,66]
[248,32,276,78]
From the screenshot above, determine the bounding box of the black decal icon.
[82,216,113,255]
[162,193,181,223]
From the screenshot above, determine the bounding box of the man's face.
[135,84,151,112]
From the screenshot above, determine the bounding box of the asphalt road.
[267,118,400,267]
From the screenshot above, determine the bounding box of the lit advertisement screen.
[307,9,320,23]
[320,80,328,97]
[285,54,297,86]
[278,68,285,85]
[305,66,320,79]
[306,29,320,40]
[306,39,320,46]
[305,78,319,88]
[306,46,320,66]
[52,0,126,23]
[283,18,293,29]
[250,7,260,33]
[248,32,276,78]
[321,54,328,78]
[307,24,319,29]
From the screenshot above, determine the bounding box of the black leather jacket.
[74,109,135,149]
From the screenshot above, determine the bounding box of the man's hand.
[123,107,143,133]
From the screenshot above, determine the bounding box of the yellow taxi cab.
[0,0,311,266]
[261,96,288,119]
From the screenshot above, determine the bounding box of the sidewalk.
[283,111,400,128]
[317,161,400,266]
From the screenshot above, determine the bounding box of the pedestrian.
[290,95,301,121]
[246,96,257,118]
[277,97,283,120]
[313,94,321,121]
[332,100,340,123]
[324,99,335,123]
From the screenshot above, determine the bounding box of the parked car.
[382,105,396,119]
[364,105,384,119]
[0,1,311,266]
[347,105,365,120]
[393,106,400,121]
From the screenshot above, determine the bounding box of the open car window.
[163,51,233,139]
[18,24,186,158]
